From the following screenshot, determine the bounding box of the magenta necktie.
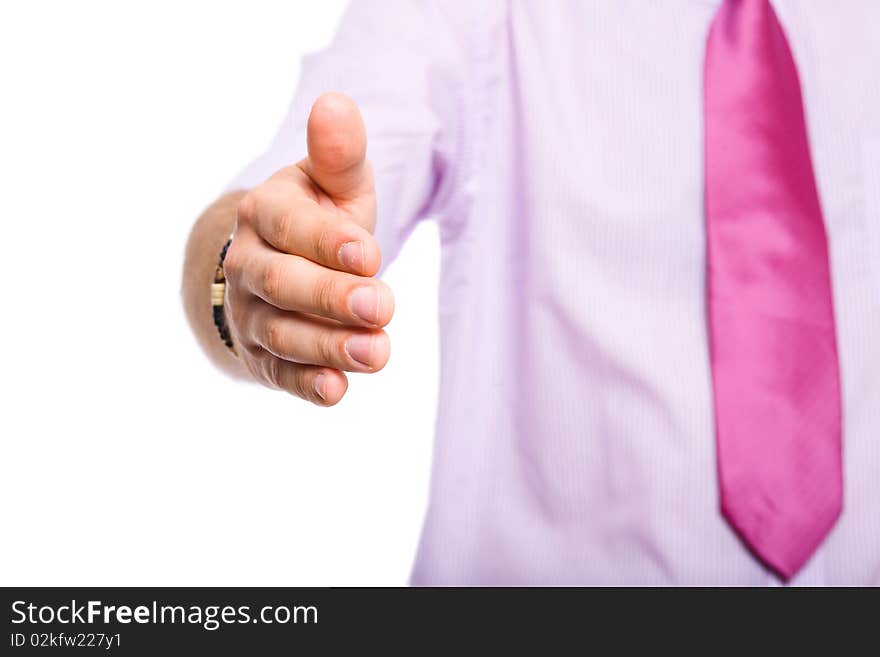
[704,0,843,579]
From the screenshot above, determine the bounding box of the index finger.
[238,175,381,277]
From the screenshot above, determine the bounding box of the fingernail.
[338,241,365,273]
[313,373,327,401]
[349,286,379,324]
[345,334,375,368]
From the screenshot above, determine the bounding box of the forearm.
[181,190,251,380]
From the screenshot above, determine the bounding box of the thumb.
[301,92,370,202]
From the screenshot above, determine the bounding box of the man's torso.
[412,1,880,585]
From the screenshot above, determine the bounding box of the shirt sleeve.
[227,0,468,274]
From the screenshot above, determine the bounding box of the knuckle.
[236,192,257,226]
[315,330,341,366]
[312,223,337,264]
[311,274,341,317]
[285,367,308,399]
[272,209,296,250]
[261,260,283,301]
[263,317,286,355]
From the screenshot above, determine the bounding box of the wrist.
[182,190,249,379]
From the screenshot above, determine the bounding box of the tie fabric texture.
[704,0,843,579]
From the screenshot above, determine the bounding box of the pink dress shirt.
[231,1,880,585]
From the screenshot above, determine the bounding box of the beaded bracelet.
[211,237,238,356]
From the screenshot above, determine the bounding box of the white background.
[0,1,439,585]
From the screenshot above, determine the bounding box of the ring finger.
[251,303,391,373]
